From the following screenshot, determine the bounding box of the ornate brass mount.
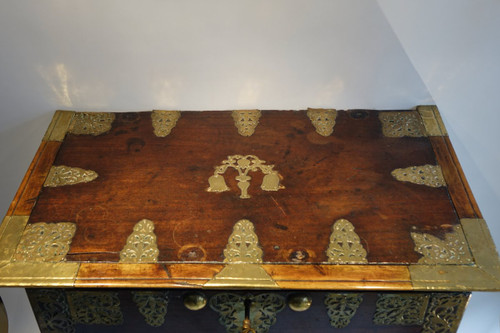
[232,110,261,137]
[207,155,283,199]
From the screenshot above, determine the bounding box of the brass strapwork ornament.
[119,219,159,263]
[13,222,76,262]
[324,293,363,328]
[326,219,368,264]
[44,165,98,187]
[151,110,181,137]
[68,112,115,136]
[307,108,337,136]
[207,155,283,199]
[232,110,261,136]
[411,225,473,265]
[391,165,446,188]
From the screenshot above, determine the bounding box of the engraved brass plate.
[132,291,169,327]
[411,225,473,265]
[29,289,75,333]
[67,291,123,325]
[207,155,283,199]
[417,105,448,136]
[43,165,98,187]
[307,108,337,136]
[151,110,181,137]
[120,219,159,263]
[392,165,446,188]
[326,219,367,264]
[68,112,115,136]
[209,293,285,333]
[232,110,261,136]
[373,293,429,326]
[379,111,426,137]
[205,219,278,288]
[324,293,363,328]
[422,293,469,333]
[13,222,76,262]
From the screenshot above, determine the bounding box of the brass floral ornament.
[43,165,98,187]
[119,219,159,263]
[232,110,261,136]
[307,108,337,136]
[422,293,469,333]
[324,293,363,328]
[68,112,115,136]
[151,110,181,137]
[207,155,283,199]
[379,111,426,137]
[67,291,123,325]
[411,225,473,265]
[392,165,446,188]
[209,293,285,333]
[373,293,429,326]
[29,289,75,333]
[132,291,169,327]
[326,219,367,264]
[13,222,76,262]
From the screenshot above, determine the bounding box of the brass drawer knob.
[183,292,207,311]
[288,293,312,312]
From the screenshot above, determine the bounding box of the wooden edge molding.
[409,218,500,291]
[42,110,75,142]
[416,105,448,136]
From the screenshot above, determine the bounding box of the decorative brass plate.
[29,289,75,333]
[67,291,123,326]
[326,219,367,264]
[373,293,429,326]
[68,112,115,136]
[307,108,337,136]
[421,293,469,333]
[417,105,448,136]
[207,155,283,199]
[379,111,426,137]
[132,291,169,327]
[43,165,98,187]
[392,165,446,188]
[151,110,181,137]
[119,219,159,263]
[232,110,261,136]
[324,293,363,328]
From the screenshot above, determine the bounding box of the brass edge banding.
[42,111,75,142]
[417,105,448,136]
[0,262,80,287]
[0,216,29,263]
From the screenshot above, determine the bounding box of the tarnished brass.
[209,293,285,333]
[43,165,98,187]
[151,110,181,137]
[324,293,363,328]
[326,219,367,264]
[461,218,500,277]
[42,110,75,142]
[207,155,283,199]
[392,165,446,188]
[132,291,169,327]
[29,289,74,333]
[183,292,207,311]
[379,111,426,137]
[0,216,29,263]
[68,112,115,136]
[373,293,429,326]
[422,293,469,333]
[205,219,278,288]
[120,219,159,263]
[417,105,448,136]
[13,222,76,262]
[232,110,261,136]
[287,293,312,312]
[307,108,337,136]
[0,262,80,287]
[0,296,7,333]
[411,225,473,265]
[67,291,123,325]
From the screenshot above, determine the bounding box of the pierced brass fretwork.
[373,293,429,326]
[44,165,98,187]
[68,112,115,136]
[307,108,337,136]
[151,110,181,137]
[120,219,159,263]
[29,289,75,333]
[13,222,76,262]
[411,225,474,265]
[392,165,446,188]
[422,293,469,333]
[379,111,426,137]
[232,110,261,136]
[67,291,123,326]
[326,219,367,264]
[207,155,283,199]
[324,293,363,328]
[132,291,169,327]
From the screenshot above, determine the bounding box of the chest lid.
[1,106,499,291]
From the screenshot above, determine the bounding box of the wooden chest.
[1,107,499,332]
